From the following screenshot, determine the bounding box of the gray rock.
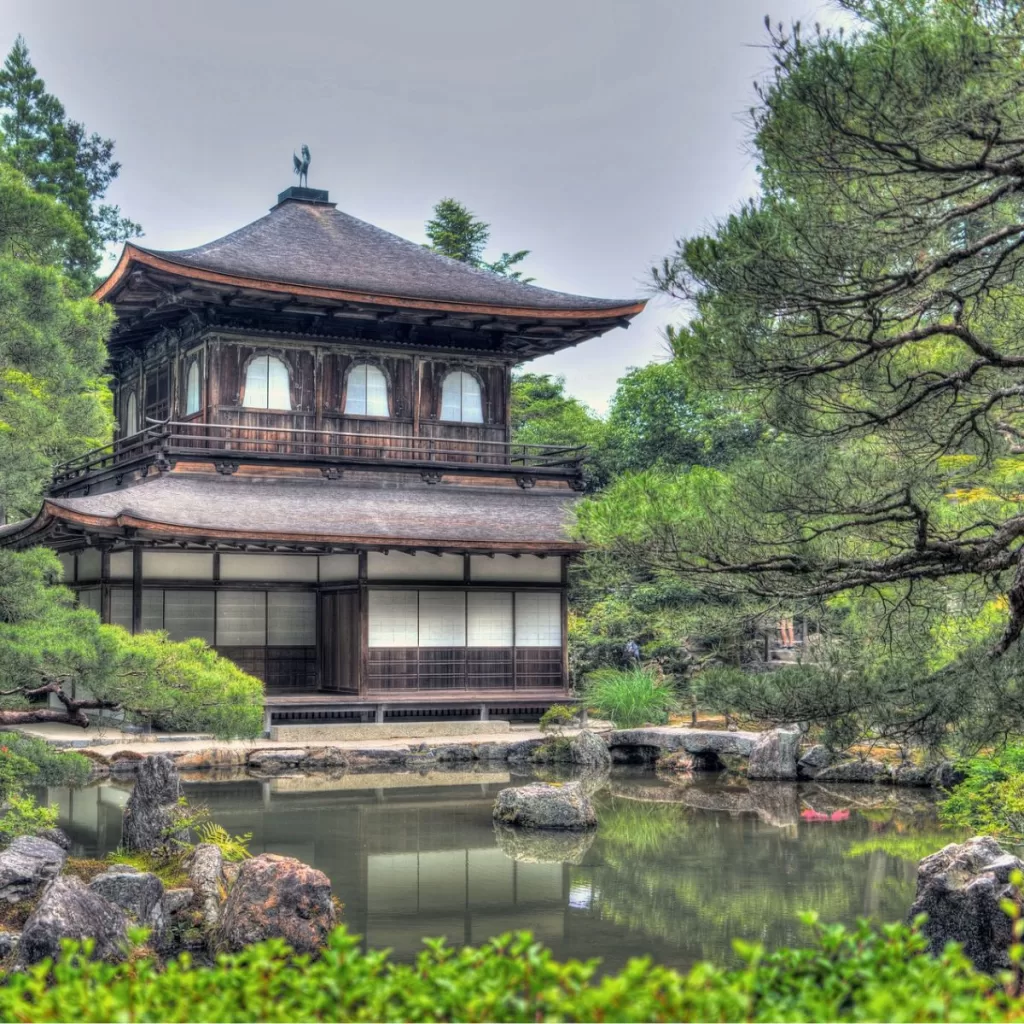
[346,748,410,769]
[247,749,308,773]
[161,887,194,915]
[569,730,612,769]
[301,747,349,770]
[814,758,893,784]
[122,755,185,852]
[187,843,225,936]
[506,738,547,762]
[433,744,478,763]
[474,742,513,761]
[0,932,19,959]
[909,836,1024,973]
[607,727,760,759]
[0,836,67,904]
[796,744,835,779]
[89,869,165,938]
[492,781,597,830]
[891,763,936,787]
[216,854,336,955]
[747,728,800,781]
[932,761,966,790]
[494,824,596,864]
[19,875,127,964]
[36,828,71,851]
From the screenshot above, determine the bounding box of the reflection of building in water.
[35,775,570,960]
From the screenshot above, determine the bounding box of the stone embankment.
[67,726,959,788]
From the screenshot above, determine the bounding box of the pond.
[31,768,950,974]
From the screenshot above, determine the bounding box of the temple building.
[0,181,644,725]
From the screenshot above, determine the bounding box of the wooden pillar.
[131,546,143,635]
[358,551,368,697]
[560,557,570,692]
[100,546,111,624]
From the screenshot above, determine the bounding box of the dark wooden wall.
[321,591,360,693]
[114,334,513,451]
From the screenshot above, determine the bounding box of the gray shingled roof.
[138,198,635,312]
[41,473,581,549]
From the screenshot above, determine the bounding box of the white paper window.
[319,554,359,581]
[109,551,132,580]
[78,588,101,614]
[440,371,483,423]
[243,355,291,410]
[268,592,316,646]
[344,364,389,417]
[141,589,164,632]
[143,552,214,580]
[470,555,562,583]
[216,591,266,645]
[110,589,133,630]
[368,551,465,580]
[368,590,419,648]
[77,548,101,582]
[185,360,201,415]
[419,591,466,647]
[467,592,513,647]
[514,592,562,647]
[58,554,75,583]
[220,554,317,582]
[164,590,215,644]
[125,391,138,435]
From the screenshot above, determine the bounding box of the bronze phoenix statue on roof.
[293,145,311,188]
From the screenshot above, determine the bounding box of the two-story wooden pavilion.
[0,183,644,726]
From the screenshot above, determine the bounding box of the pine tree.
[425,197,533,282]
[0,36,141,287]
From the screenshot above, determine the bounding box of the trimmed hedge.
[1,917,1022,1022]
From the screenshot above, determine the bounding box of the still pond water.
[32,768,949,974]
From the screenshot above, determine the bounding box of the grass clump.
[581,666,680,729]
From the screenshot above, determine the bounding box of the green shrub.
[0,792,57,843]
[0,732,91,786]
[581,666,680,729]
[0,918,1018,1022]
[940,745,1024,841]
[0,746,38,797]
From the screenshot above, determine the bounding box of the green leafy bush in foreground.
[2,917,1022,1023]
[940,746,1024,842]
[581,666,680,729]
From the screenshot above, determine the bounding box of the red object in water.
[801,807,851,822]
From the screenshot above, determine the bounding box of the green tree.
[0,162,112,520]
[425,197,533,281]
[0,548,263,738]
[0,36,141,287]
[511,372,604,448]
[592,1,1024,655]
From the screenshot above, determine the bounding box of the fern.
[195,821,253,862]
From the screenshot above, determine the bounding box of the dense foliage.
[940,746,1024,842]
[0,547,263,737]
[0,919,1020,1022]
[580,666,680,729]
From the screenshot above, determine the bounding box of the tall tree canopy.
[0,36,141,288]
[582,0,1024,660]
[0,162,111,519]
[425,197,533,281]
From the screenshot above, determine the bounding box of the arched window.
[125,391,138,436]
[440,371,483,423]
[344,363,389,417]
[243,354,291,410]
[185,360,201,415]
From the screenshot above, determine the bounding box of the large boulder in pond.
[569,730,611,769]
[747,728,800,781]
[122,755,186,853]
[0,835,66,904]
[89,867,165,939]
[19,875,127,964]
[216,854,336,954]
[492,781,597,830]
[908,836,1024,974]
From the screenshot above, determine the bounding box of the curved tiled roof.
[4,473,583,552]
[120,198,636,314]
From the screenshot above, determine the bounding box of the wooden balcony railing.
[50,419,588,492]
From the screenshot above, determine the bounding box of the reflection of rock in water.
[608,778,799,827]
[576,768,611,799]
[803,782,939,817]
[494,824,596,865]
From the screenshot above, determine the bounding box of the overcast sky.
[7,0,846,412]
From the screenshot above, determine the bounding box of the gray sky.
[7,0,844,412]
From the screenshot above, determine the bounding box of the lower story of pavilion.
[62,545,572,722]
